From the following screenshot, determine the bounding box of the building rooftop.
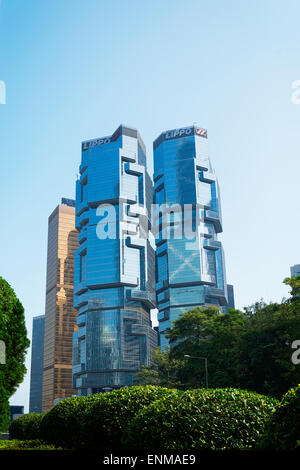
[81,124,146,155]
[153,124,207,150]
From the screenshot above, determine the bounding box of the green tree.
[168,277,300,397]
[134,277,300,398]
[134,347,184,389]
[237,291,300,398]
[166,307,248,389]
[0,277,30,431]
[283,274,300,301]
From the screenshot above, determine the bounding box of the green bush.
[9,413,44,440]
[122,388,278,450]
[256,385,300,450]
[0,439,62,450]
[80,385,180,450]
[39,386,179,450]
[40,395,93,449]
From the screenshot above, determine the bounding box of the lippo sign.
[164,126,207,140]
[153,125,207,150]
[82,135,111,151]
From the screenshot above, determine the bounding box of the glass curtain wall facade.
[227,284,235,310]
[153,125,229,349]
[73,125,158,395]
[42,199,79,412]
[29,315,45,413]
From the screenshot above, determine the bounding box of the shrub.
[122,388,278,450]
[0,439,62,450]
[40,395,94,449]
[256,385,300,450]
[9,413,43,440]
[81,385,180,450]
[39,386,179,450]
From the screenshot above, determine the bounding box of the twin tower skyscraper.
[71,124,234,397]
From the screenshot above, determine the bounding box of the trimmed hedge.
[9,413,44,441]
[81,386,180,450]
[256,385,300,450]
[0,439,62,450]
[41,386,180,449]
[122,388,279,450]
[40,395,94,449]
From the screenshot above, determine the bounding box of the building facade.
[73,125,158,395]
[29,315,45,413]
[9,406,24,422]
[153,125,230,348]
[291,264,300,278]
[42,199,79,412]
[227,284,235,310]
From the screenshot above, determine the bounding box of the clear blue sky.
[1,0,300,411]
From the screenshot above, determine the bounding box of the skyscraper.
[42,198,79,412]
[29,315,45,413]
[227,284,235,310]
[72,125,158,396]
[153,125,229,348]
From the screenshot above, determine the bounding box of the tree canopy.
[136,276,300,398]
[0,276,29,431]
[134,347,185,389]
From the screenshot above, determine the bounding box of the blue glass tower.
[73,125,158,395]
[153,125,229,349]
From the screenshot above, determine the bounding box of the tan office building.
[42,199,79,412]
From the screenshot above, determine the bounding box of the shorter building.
[29,315,45,413]
[9,406,24,422]
[42,198,79,412]
[290,264,300,278]
[227,284,235,310]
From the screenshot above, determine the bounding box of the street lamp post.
[184,355,208,388]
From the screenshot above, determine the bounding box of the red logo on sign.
[195,128,207,137]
